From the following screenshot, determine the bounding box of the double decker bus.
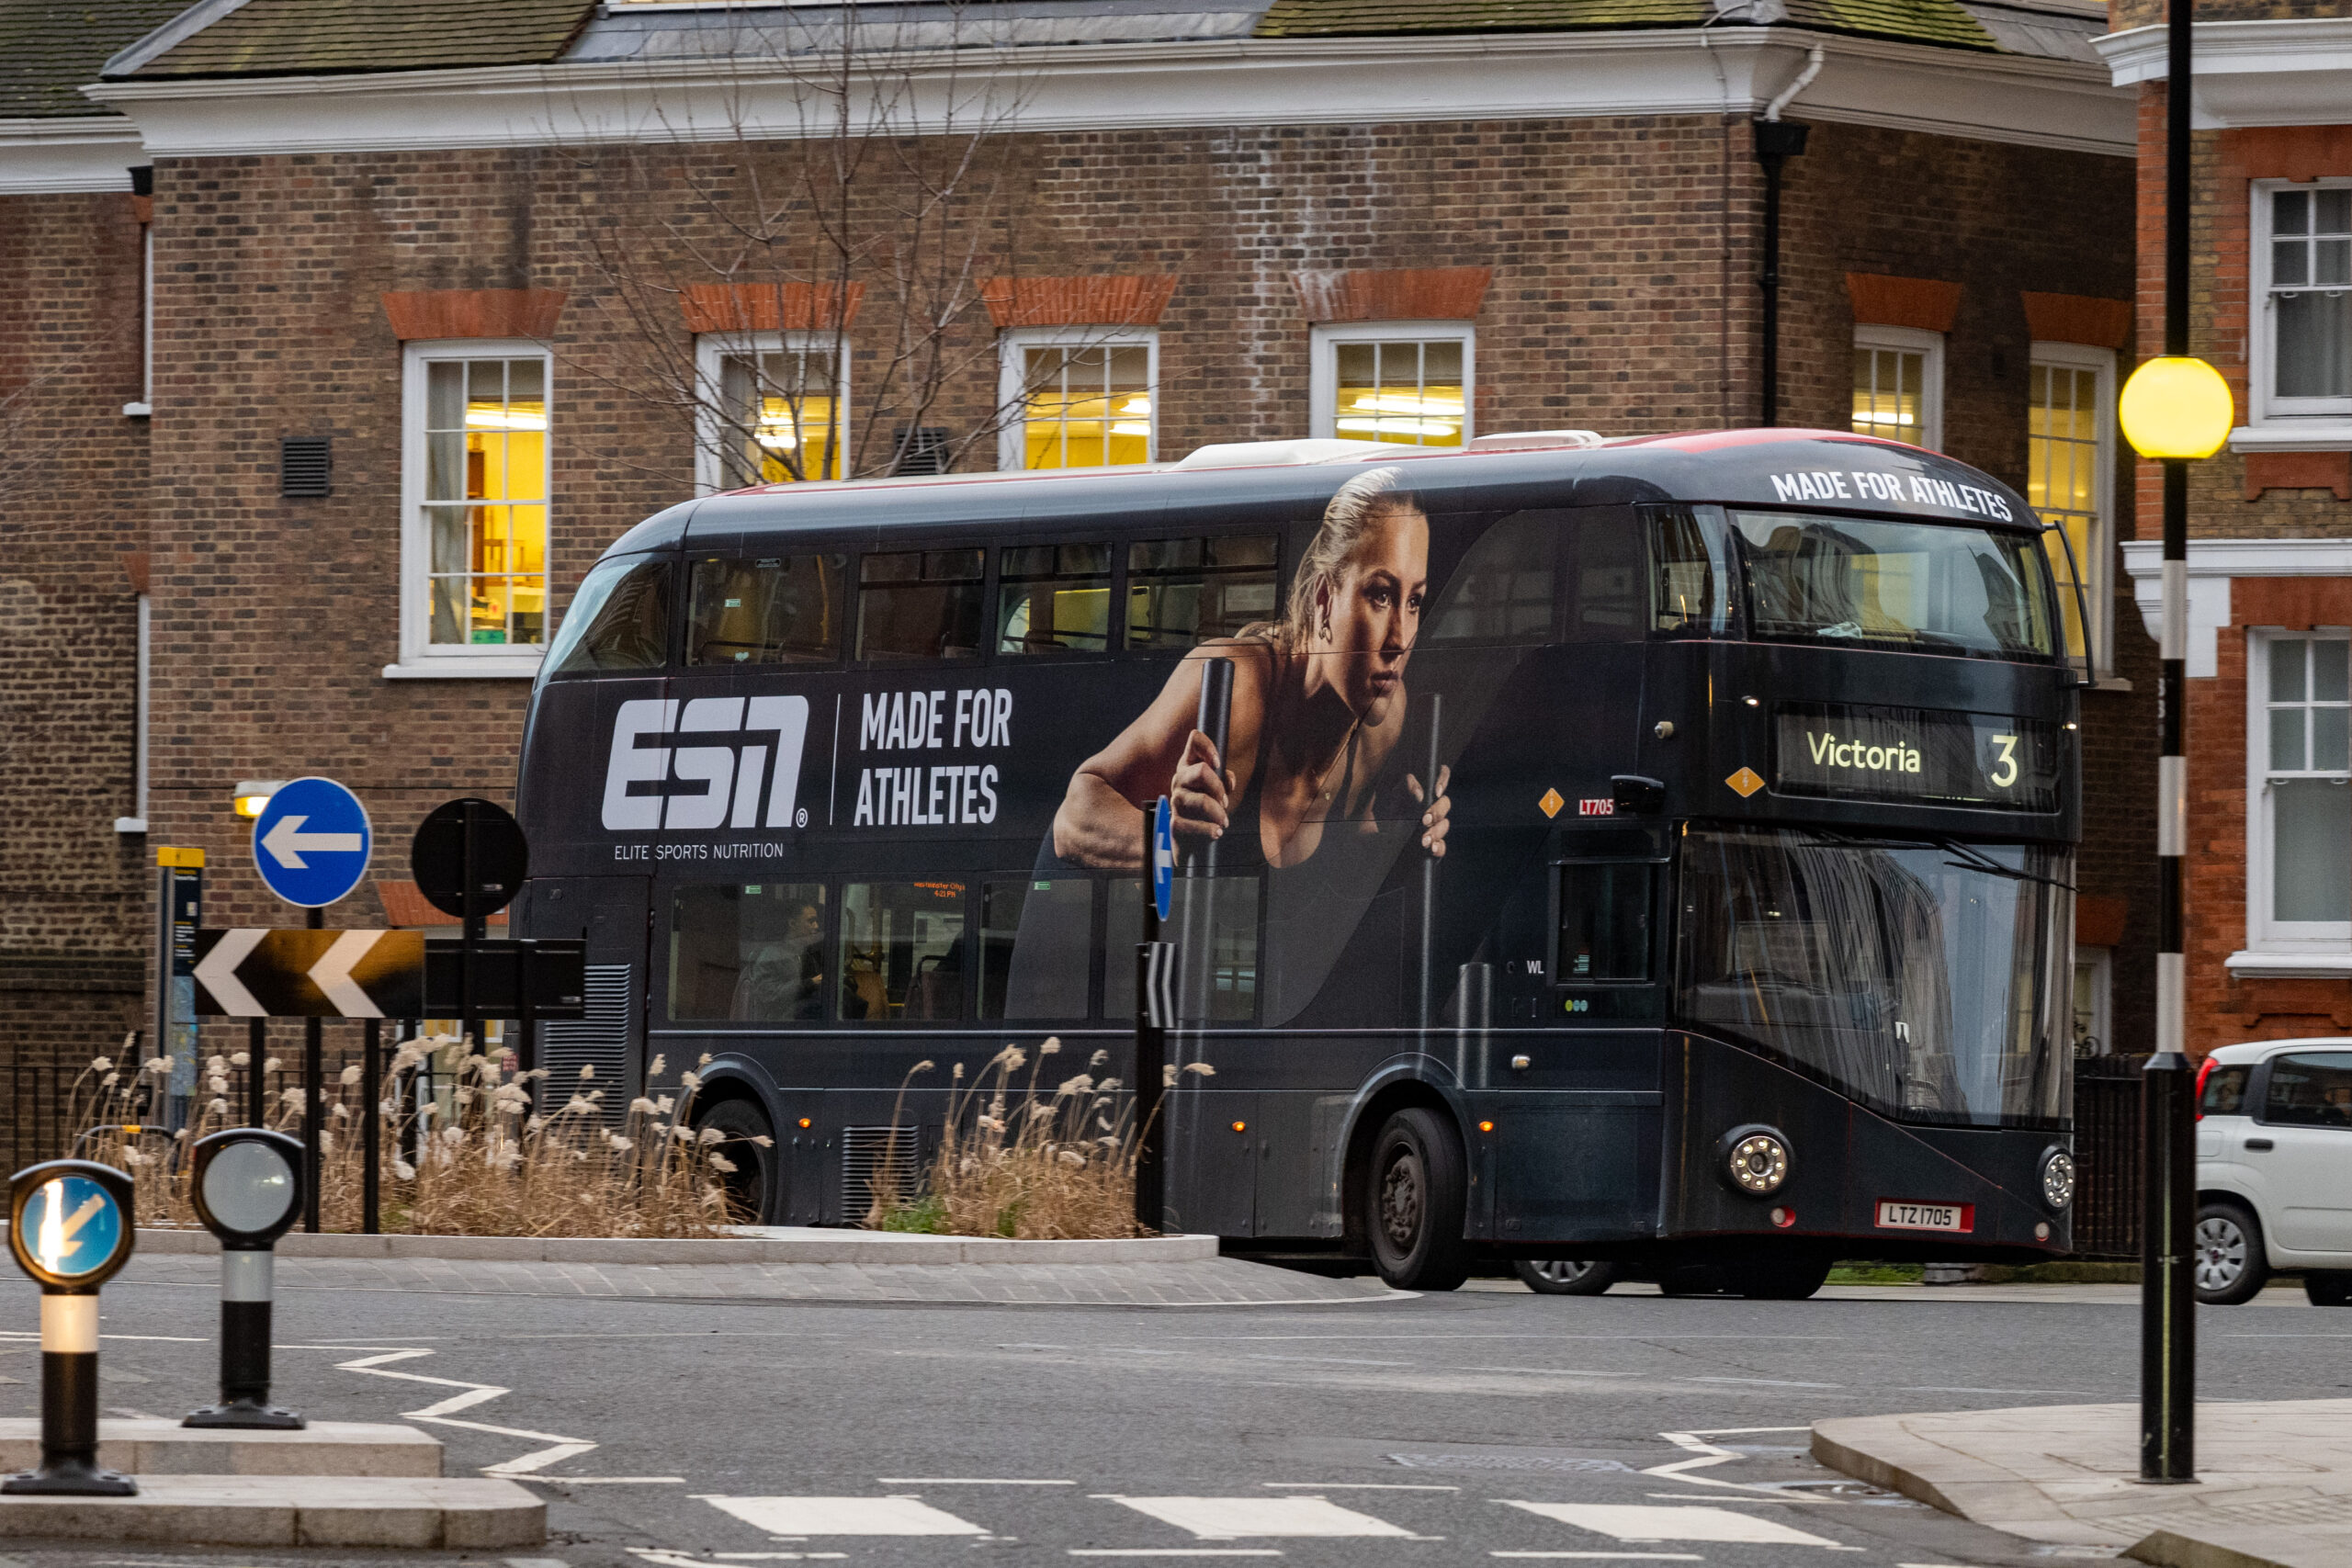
[514,428,2082,1299]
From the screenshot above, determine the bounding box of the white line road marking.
[334,1348,602,1476]
[1680,1377,1842,1388]
[1641,1430,1844,1501]
[1500,1504,1841,1547]
[1261,1483,1460,1491]
[698,1496,990,1537]
[629,1551,846,1566]
[1099,1496,1423,1540]
[875,1478,1076,1485]
[503,1558,571,1567]
[1068,1553,1287,1559]
[1490,1554,1705,1561]
[521,1476,686,1484]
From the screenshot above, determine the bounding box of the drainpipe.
[1753,43,1824,427]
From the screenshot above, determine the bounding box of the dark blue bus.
[514,428,2083,1299]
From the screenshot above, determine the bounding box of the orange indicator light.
[1477,1121,1496,1133]
[1230,1121,1247,1134]
[797,1118,812,1129]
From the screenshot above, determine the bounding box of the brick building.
[0,0,2155,1128]
[2097,0,2352,1056]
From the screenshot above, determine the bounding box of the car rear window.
[2200,1063,2251,1117]
[2262,1051,2352,1127]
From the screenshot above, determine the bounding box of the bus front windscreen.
[1732,511,2058,659]
[1677,827,2071,1128]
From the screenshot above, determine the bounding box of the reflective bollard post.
[183,1128,305,1429]
[4,1160,137,1495]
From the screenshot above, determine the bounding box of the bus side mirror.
[1611,774,1668,815]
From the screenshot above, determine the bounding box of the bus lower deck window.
[980,878,1094,1019]
[667,882,829,1022]
[841,880,968,1021]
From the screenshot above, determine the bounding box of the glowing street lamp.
[2120,356,2233,460]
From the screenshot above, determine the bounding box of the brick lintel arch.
[380,288,567,341]
[980,276,1178,329]
[1291,266,1490,323]
[1846,273,1962,333]
[680,282,865,333]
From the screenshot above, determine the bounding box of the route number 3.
[1988,734,2019,788]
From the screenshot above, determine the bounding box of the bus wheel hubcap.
[1381,1154,1423,1250]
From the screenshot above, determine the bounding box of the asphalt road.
[0,1269,2346,1568]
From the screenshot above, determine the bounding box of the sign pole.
[246,1019,266,1128]
[459,799,480,1057]
[302,908,322,1234]
[1133,798,1176,1237]
[361,1019,381,1235]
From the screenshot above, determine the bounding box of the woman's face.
[1311,502,1430,723]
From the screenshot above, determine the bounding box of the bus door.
[518,875,652,1111]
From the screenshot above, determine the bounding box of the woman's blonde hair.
[1250,466,1423,649]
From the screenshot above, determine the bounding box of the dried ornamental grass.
[866,1037,1209,1239]
[65,1039,763,1238]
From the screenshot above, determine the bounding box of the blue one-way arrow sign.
[252,776,371,908]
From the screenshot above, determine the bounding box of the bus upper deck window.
[544,554,672,676]
[686,554,846,666]
[856,548,984,663]
[999,543,1113,656]
[1127,535,1278,649]
[1649,507,1733,636]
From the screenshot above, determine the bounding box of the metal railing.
[2072,1053,2146,1260]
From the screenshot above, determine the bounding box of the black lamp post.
[2116,0,2233,1490]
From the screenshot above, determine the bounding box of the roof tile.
[1254,0,1999,51]
[120,0,597,79]
[0,0,198,118]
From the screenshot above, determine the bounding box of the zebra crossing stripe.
[1498,1503,1838,1547]
[1099,1495,1421,1539]
[695,1496,988,1536]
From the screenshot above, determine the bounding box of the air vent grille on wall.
[892,426,951,476]
[280,436,332,498]
[841,1125,922,1216]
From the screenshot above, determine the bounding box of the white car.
[2195,1037,2352,1305]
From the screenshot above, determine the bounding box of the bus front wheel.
[1365,1108,1472,1292]
[693,1097,780,1224]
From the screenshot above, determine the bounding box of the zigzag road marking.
[334,1347,643,1477]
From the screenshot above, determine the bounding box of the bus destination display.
[1773,702,2060,812]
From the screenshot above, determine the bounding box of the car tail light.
[2195,1055,2215,1120]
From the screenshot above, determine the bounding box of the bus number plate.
[1875,1200,1973,1233]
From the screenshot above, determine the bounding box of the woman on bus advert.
[1014,467,1456,1026]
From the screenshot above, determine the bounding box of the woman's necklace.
[1311,720,1359,805]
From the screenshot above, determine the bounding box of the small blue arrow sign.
[252,776,372,908]
[1151,795,1175,923]
[17,1172,125,1281]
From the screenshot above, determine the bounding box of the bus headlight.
[2040,1146,2075,1211]
[1719,1125,1791,1197]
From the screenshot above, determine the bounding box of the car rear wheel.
[1512,1258,1620,1296]
[692,1096,780,1224]
[1364,1108,1472,1292]
[2193,1201,2269,1305]
[2305,1271,2352,1307]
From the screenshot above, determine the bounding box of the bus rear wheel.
[693,1097,780,1224]
[1738,1255,1831,1300]
[1365,1108,1472,1292]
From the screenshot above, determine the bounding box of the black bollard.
[183,1129,304,1429]
[4,1160,137,1495]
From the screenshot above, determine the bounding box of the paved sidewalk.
[1815,1398,2352,1568]
[116,1252,1404,1308]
